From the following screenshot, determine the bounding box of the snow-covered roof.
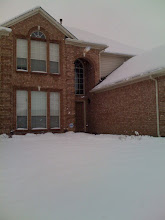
[1,7,76,39]
[0,26,12,32]
[1,6,143,56]
[92,45,165,92]
[66,26,143,56]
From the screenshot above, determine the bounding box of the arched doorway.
[74,58,95,132]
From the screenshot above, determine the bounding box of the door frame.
[75,100,86,132]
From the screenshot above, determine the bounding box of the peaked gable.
[1,7,76,39]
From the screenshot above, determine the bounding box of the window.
[16,90,28,129]
[16,30,60,74]
[50,92,60,128]
[16,39,28,70]
[31,91,47,129]
[49,43,59,74]
[31,31,46,39]
[75,59,84,94]
[16,90,60,130]
[31,40,47,72]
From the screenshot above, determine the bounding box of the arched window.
[75,59,84,94]
[16,29,60,74]
[31,31,46,39]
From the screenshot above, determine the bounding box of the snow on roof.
[0,26,12,32]
[0,6,142,56]
[66,26,143,56]
[1,7,76,39]
[92,45,165,92]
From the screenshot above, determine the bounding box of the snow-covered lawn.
[0,132,165,220]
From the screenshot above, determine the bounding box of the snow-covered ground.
[0,132,165,220]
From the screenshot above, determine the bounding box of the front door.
[75,102,85,132]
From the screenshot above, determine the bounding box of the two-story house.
[0,7,165,136]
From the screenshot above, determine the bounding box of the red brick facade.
[0,13,100,134]
[88,77,165,137]
[0,12,165,136]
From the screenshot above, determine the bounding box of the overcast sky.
[0,0,164,50]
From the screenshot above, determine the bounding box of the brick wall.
[89,80,158,136]
[0,12,100,134]
[0,34,13,134]
[158,75,165,136]
[1,12,164,136]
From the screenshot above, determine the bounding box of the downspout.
[150,76,160,137]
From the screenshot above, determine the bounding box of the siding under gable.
[100,54,130,78]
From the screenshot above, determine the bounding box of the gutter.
[100,51,135,58]
[65,38,108,50]
[150,76,160,137]
[91,68,165,93]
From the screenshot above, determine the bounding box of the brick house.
[0,7,164,136]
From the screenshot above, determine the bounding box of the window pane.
[75,60,84,94]
[50,61,58,73]
[31,31,46,39]
[31,91,47,129]
[31,40,46,72]
[17,39,27,70]
[31,60,46,72]
[50,43,59,62]
[50,92,60,128]
[49,43,59,74]
[50,116,59,128]
[17,58,27,70]
[16,90,28,129]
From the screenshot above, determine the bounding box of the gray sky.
[0,0,164,50]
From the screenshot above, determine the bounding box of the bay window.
[16,90,28,129]
[16,39,28,71]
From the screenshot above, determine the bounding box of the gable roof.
[1,6,76,39]
[92,45,165,93]
[66,26,143,56]
[1,6,143,56]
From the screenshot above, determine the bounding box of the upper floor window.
[31,31,46,39]
[31,40,47,72]
[50,43,59,73]
[75,59,84,95]
[16,30,60,74]
[16,39,28,71]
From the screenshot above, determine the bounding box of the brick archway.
[74,57,96,132]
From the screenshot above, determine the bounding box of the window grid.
[75,60,84,95]
[31,31,46,39]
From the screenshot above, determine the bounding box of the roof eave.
[65,38,108,50]
[101,51,134,57]
[91,68,165,93]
